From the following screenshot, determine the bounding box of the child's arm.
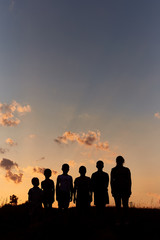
[70,177,74,202]
[73,179,77,204]
[28,189,32,203]
[56,176,60,201]
[89,178,92,203]
[52,181,55,202]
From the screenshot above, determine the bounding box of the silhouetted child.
[111,156,132,224]
[74,166,91,215]
[56,163,73,210]
[28,177,43,221]
[41,168,55,208]
[91,160,109,216]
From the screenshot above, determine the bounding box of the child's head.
[96,160,104,171]
[62,163,69,174]
[79,166,86,176]
[116,156,125,166]
[44,168,52,178]
[32,177,39,187]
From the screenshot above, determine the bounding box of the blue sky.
[0,0,160,206]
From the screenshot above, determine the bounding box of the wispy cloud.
[0,101,31,127]
[95,142,109,151]
[0,158,23,184]
[5,138,17,147]
[0,148,9,154]
[33,167,45,174]
[55,130,110,152]
[36,157,45,162]
[33,167,57,175]
[154,112,160,119]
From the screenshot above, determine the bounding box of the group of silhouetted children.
[28,156,132,224]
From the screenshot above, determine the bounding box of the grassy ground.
[0,204,159,240]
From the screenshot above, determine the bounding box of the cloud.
[0,158,18,170]
[55,131,100,145]
[5,171,23,184]
[33,167,45,174]
[54,130,110,151]
[36,157,45,162]
[95,141,109,151]
[5,138,17,146]
[0,148,9,154]
[54,131,78,144]
[33,167,57,175]
[0,101,31,127]
[0,158,23,184]
[154,112,160,119]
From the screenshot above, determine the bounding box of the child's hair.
[44,168,52,178]
[62,163,69,173]
[32,177,39,187]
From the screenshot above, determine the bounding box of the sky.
[0,0,160,207]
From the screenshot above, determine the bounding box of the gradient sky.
[0,0,160,207]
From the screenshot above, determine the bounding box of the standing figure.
[111,156,132,224]
[91,160,109,215]
[28,177,43,222]
[41,168,55,208]
[74,166,91,215]
[56,164,73,210]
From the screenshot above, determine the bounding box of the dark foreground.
[0,204,160,240]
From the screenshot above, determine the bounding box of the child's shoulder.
[67,174,73,180]
[28,187,33,194]
[58,174,72,180]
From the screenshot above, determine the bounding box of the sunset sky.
[0,0,160,207]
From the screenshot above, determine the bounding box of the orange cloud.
[33,167,57,175]
[154,112,160,119]
[0,101,31,127]
[5,138,17,146]
[95,141,109,151]
[55,130,110,152]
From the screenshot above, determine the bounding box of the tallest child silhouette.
[111,156,132,223]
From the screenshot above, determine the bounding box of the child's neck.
[63,172,68,175]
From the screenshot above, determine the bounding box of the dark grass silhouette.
[0,204,160,240]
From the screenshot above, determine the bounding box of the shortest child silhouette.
[28,177,43,222]
[41,168,55,208]
[56,164,73,211]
